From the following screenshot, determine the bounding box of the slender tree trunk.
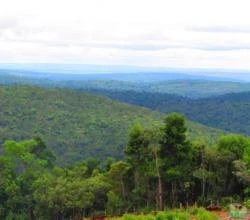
[202,178,206,205]
[201,145,206,205]
[121,179,125,199]
[171,181,177,208]
[153,148,163,210]
[29,210,35,220]
[147,180,150,208]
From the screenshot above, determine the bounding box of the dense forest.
[83,89,250,136]
[2,73,250,135]
[1,113,250,219]
[72,80,250,98]
[0,85,223,165]
[2,76,250,219]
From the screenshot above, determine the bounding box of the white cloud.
[0,0,250,69]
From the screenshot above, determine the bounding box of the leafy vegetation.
[84,89,250,136]
[0,113,249,219]
[0,85,223,164]
[107,208,219,220]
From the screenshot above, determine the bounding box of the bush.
[196,208,218,220]
[108,208,218,220]
[156,210,189,220]
[123,214,155,220]
[187,206,200,215]
[244,198,250,209]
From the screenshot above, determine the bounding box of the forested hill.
[72,80,250,98]
[84,89,250,135]
[2,73,250,98]
[0,85,223,165]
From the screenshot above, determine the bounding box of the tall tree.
[0,138,55,219]
[160,113,193,207]
[125,124,153,207]
[108,161,130,200]
[216,134,250,197]
[145,127,163,210]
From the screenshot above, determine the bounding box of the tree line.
[0,113,250,219]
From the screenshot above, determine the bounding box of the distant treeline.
[82,88,250,136]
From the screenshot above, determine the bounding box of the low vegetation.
[108,208,219,220]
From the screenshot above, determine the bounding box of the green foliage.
[159,113,194,207]
[195,208,218,220]
[212,135,250,197]
[80,80,250,98]
[0,138,112,219]
[0,138,55,219]
[217,134,250,159]
[108,161,130,199]
[107,208,218,220]
[125,124,152,167]
[160,113,192,177]
[160,113,189,159]
[107,191,127,215]
[156,210,190,220]
[0,85,223,165]
[244,198,250,208]
[85,89,250,137]
[0,85,164,164]
[1,83,250,218]
[33,167,110,218]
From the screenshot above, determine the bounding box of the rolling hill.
[84,89,250,136]
[2,71,250,98]
[0,85,223,165]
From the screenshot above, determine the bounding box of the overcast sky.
[1,0,250,70]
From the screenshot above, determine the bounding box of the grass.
[106,207,219,220]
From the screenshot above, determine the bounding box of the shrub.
[108,208,218,220]
[196,208,218,220]
[244,198,250,209]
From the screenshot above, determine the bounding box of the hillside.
[0,85,223,164]
[85,89,250,136]
[75,80,250,98]
[2,72,250,98]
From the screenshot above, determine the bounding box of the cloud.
[0,18,19,30]
[0,0,250,70]
[188,25,250,33]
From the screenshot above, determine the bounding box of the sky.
[0,0,250,70]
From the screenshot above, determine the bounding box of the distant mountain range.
[2,72,250,98]
[0,63,250,81]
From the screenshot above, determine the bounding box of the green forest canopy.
[0,113,250,219]
[0,85,223,165]
[84,89,250,136]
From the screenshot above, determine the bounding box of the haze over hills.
[1,63,250,81]
[2,68,250,98]
[62,80,250,98]
[2,66,250,138]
